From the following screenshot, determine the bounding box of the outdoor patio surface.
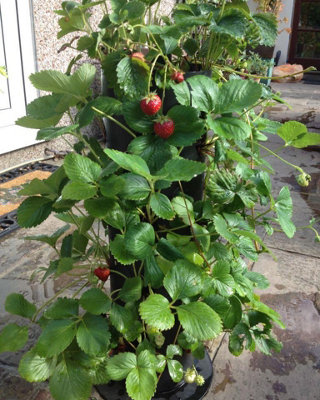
[0,82,319,400]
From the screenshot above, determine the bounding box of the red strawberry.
[140,94,162,115]
[154,116,175,139]
[94,267,110,282]
[131,52,145,62]
[171,70,184,83]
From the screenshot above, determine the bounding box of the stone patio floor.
[0,82,319,400]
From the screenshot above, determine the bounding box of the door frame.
[0,0,38,155]
[288,0,320,69]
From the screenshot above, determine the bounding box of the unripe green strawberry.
[296,172,311,187]
[195,374,205,386]
[184,368,196,384]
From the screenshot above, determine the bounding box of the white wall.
[247,0,295,65]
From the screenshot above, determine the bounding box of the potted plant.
[1,1,319,400]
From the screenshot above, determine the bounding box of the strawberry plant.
[1,1,320,400]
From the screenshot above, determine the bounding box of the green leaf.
[172,196,194,225]
[105,149,151,179]
[119,277,143,303]
[167,106,205,146]
[167,359,183,383]
[275,186,296,238]
[125,223,155,260]
[177,302,222,340]
[0,324,29,352]
[80,288,111,315]
[229,322,252,356]
[212,8,247,38]
[117,56,149,98]
[144,255,164,288]
[35,320,76,357]
[139,294,175,330]
[44,298,79,319]
[207,116,251,141]
[215,80,262,114]
[164,260,203,301]
[156,238,184,261]
[166,344,182,359]
[84,197,116,218]
[170,81,191,106]
[253,13,277,47]
[211,261,235,297]
[100,175,125,198]
[222,296,242,329]
[276,121,320,148]
[30,64,96,97]
[150,193,175,220]
[213,214,238,243]
[120,0,145,20]
[49,359,92,400]
[157,158,206,182]
[107,352,136,380]
[19,349,56,382]
[119,173,151,201]
[245,271,269,289]
[36,124,79,140]
[187,75,218,112]
[79,96,122,127]
[236,236,258,261]
[17,197,53,228]
[123,100,154,134]
[61,181,97,200]
[76,313,110,355]
[126,351,157,400]
[5,294,36,319]
[64,153,102,183]
[193,223,210,252]
[110,304,143,341]
[251,300,285,329]
[110,234,137,265]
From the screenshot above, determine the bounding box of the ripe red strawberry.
[140,94,162,115]
[94,267,110,282]
[131,52,145,62]
[171,70,185,83]
[154,116,175,139]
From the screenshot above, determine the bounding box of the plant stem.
[91,107,137,138]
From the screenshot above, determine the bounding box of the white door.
[0,0,38,155]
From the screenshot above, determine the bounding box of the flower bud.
[296,173,311,187]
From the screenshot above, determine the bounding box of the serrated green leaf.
[117,56,149,98]
[157,158,206,182]
[17,197,53,228]
[156,238,184,261]
[79,96,122,127]
[76,313,110,355]
[150,193,175,220]
[253,13,277,47]
[166,344,182,359]
[36,124,79,140]
[30,64,96,97]
[164,260,203,301]
[215,80,262,114]
[49,359,92,400]
[222,296,242,329]
[139,294,175,330]
[110,303,143,341]
[64,153,102,183]
[207,116,251,140]
[177,302,222,340]
[167,359,183,383]
[119,173,151,201]
[167,106,205,146]
[187,75,218,112]
[110,234,137,265]
[275,186,296,238]
[211,8,247,38]
[19,349,56,382]
[170,80,191,106]
[84,197,116,218]
[245,271,269,289]
[0,324,29,352]
[99,175,125,198]
[172,196,194,225]
[107,352,137,380]
[193,223,210,252]
[61,181,97,200]
[276,120,320,148]
[44,298,79,319]
[5,293,36,319]
[124,223,155,259]
[80,288,111,315]
[119,277,143,303]
[105,149,151,179]
[144,255,164,288]
[213,214,238,243]
[123,100,154,134]
[35,320,76,357]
